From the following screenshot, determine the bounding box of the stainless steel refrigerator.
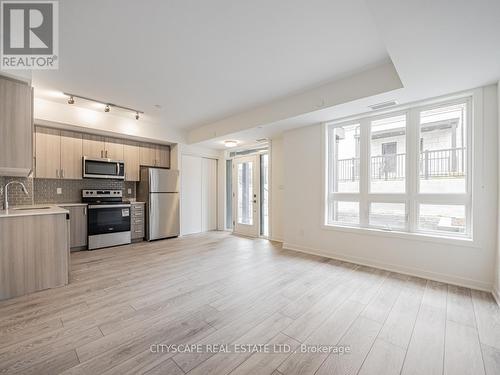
[137,167,180,241]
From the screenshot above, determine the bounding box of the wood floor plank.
[358,338,406,375]
[444,320,485,375]
[471,290,500,350]
[481,343,500,375]
[399,280,448,375]
[447,285,476,327]
[315,316,382,375]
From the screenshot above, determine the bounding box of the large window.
[326,98,472,238]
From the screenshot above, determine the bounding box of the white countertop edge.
[0,205,69,218]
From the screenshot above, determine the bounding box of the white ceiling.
[31,0,388,131]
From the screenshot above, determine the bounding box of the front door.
[232,155,260,237]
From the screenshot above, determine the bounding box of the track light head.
[104,104,110,113]
[67,96,74,104]
[135,112,140,120]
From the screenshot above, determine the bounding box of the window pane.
[419,103,467,193]
[418,204,466,234]
[331,201,359,225]
[237,162,253,225]
[370,115,406,193]
[332,124,360,192]
[369,203,407,230]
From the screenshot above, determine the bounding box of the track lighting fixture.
[63,92,144,120]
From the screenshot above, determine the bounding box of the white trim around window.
[322,89,483,246]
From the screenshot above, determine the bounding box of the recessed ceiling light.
[224,140,238,148]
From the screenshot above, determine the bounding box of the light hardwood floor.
[1,232,500,375]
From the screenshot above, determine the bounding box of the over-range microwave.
[83,157,125,180]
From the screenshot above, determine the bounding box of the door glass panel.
[370,115,406,193]
[237,161,253,225]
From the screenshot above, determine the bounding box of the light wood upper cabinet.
[35,127,61,179]
[60,130,83,179]
[140,143,157,167]
[0,76,33,177]
[105,137,124,160]
[82,134,105,158]
[35,126,170,180]
[35,127,83,179]
[123,140,140,181]
[156,145,170,168]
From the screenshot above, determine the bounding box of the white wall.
[282,85,498,291]
[271,138,284,241]
[496,81,500,300]
[35,98,186,144]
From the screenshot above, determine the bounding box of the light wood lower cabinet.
[0,213,69,301]
[60,205,87,249]
[0,75,33,177]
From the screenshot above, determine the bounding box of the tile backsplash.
[0,176,136,209]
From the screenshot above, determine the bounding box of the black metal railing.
[336,147,465,181]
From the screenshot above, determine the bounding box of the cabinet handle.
[106,150,108,158]
[84,207,87,215]
[56,169,59,178]
[61,169,64,178]
[100,150,103,158]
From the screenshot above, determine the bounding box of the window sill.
[321,223,478,248]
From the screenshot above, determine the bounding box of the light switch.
[56,188,62,195]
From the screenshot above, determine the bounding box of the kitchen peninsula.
[0,205,70,300]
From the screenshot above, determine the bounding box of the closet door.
[201,158,217,231]
[180,155,202,235]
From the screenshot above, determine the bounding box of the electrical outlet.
[127,188,132,194]
[56,188,62,195]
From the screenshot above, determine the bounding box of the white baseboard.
[282,242,492,292]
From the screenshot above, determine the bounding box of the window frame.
[324,94,475,243]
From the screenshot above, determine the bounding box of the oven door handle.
[88,204,131,209]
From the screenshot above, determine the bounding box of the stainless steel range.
[82,190,131,250]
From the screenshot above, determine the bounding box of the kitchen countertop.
[0,204,69,218]
[56,203,88,207]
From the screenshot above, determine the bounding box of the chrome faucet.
[2,181,29,210]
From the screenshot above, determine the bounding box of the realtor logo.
[1,1,58,69]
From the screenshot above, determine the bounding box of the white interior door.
[201,158,217,231]
[180,155,202,235]
[233,155,260,237]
